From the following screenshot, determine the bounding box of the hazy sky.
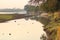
[0,0,29,9]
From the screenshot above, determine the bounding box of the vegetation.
[0,14,25,22]
[26,0,60,40]
[24,5,36,11]
[0,15,13,20]
[40,0,57,12]
[40,0,60,40]
[0,14,14,22]
[24,5,40,12]
[40,34,47,40]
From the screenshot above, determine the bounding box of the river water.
[0,18,47,40]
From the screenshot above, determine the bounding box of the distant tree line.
[0,9,24,12]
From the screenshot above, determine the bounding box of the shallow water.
[0,18,47,40]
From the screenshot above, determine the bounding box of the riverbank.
[0,14,26,23]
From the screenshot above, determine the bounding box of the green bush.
[40,0,59,12]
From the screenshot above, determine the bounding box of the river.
[0,18,47,40]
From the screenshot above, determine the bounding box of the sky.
[0,19,47,40]
[0,0,29,9]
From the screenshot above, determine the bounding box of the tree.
[24,5,36,12]
[40,0,58,12]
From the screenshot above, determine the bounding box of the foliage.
[43,20,60,40]
[24,5,41,13]
[43,12,60,40]
[28,0,60,40]
[40,0,58,12]
[29,0,41,3]
[56,0,60,10]
[29,0,60,12]
[24,5,36,12]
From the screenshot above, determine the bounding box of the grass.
[0,14,26,22]
[0,14,25,23]
[0,14,15,22]
[0,14,14,20]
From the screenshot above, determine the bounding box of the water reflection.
[0,18,47,40]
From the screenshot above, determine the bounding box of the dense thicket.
[29,0,60,12]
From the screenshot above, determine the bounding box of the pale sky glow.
[0,0,29,9]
